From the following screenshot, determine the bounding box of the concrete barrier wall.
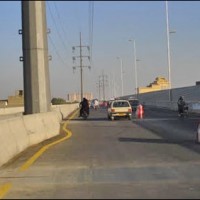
[0,107,24,115]
[0,103,80,116]
[51,103,79,119]
[22,111,62,146]
[0,103,79,167]
[123,85,200,113]
[0,117,28,166]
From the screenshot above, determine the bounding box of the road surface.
[1,106,200,199]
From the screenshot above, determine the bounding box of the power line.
[52,1,73,47]
[48,35,70,67]
[47,2,70,55]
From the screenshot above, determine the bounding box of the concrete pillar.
[21,1,51,114]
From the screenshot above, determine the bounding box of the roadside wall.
[0,107,24,115]
[123,85,200,113]
[51,103,79,119]
[0,103,79,167]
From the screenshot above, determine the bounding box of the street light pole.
[133,40,138,98]
[165,1,175,101]
[166,1,171,102]
[117,57,124,96]
[113,72,116,98]
[129,39,138,98]
[79,32,83,101]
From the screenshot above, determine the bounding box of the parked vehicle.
[107,100,132,121]
[99,100,108,108]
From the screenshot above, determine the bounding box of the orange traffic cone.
[137,104,144,119]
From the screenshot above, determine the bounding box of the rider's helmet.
[179,96,183,100]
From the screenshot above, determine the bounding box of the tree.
[51,98,66,105]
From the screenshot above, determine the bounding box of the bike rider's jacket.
[81,99,88,108]
[177,98,185,108]
[80,98,89,115]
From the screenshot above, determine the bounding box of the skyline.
[0,1,200,100]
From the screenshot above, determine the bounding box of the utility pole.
[96,79,102,100]
[99,71,108,101]
[72,32,91,101]
[113,73,116,99]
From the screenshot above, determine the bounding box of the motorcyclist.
[79,97,89,117]
[177,96,186,116]
[94,99,99,110]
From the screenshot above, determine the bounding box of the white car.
[107,100,132,121]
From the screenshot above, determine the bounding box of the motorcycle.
[178,104,189,118]
[80,108,89,120]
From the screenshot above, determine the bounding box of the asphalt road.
[1,107,200,199]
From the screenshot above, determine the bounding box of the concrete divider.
[0,107,24,115]
[22,111,61,146]
[51,103,79,119]
[0,117,29,166]
[0,103,78,167]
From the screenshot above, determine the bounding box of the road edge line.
[19,109,79,172]
[0,183,12,199]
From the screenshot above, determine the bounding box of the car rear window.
[113,101,130,107]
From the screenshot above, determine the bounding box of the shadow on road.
[70,117,108,121]
[118,137,200,154]
[118,137,195,145]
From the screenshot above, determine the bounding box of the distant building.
[7,90,24,106]
[138,76,170,94]
[67,92,93,102]
[0,99,8,107]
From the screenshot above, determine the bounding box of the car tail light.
[111,109,115,112]
[128,108,132,113]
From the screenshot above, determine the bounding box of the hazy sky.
[0,1,200,100]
